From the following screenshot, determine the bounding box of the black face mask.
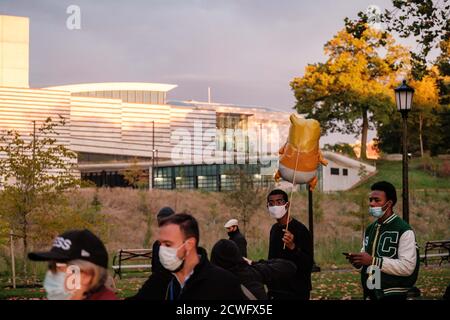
[227,228,237,236]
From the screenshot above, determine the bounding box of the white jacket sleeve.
[380,230,417,276]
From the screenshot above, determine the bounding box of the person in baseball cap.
[28,229,117,300]
[223,218,247,257]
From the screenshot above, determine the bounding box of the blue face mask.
[43,270,73,300]
[368,202,390,218]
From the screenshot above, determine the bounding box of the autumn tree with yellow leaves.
[291,22,410,160]
[377,68,449,157]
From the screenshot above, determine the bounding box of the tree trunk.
[419,113,424,158]
[360,108,369,160]
[22,216,28,276]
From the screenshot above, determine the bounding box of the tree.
[121,158,148,189]
[435,39,450,104]
[0,117,78,273]
[323,143,357,158]
[376,68,448,156]
[291,24,409,160]
[381,0,450,80]
[409,70,441,157]
[0,214,8,246]
[223,166,266,234]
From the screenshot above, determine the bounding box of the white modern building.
[0,14,376,192]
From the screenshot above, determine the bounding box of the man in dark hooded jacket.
[224,219,247,257]
[211,239,297,300]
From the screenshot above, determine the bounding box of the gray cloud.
[1,0,394,113]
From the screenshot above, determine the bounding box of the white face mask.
[268,204,287,219]
[159,243,186,272]
[43,270,73,300]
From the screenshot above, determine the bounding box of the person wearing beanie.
[157,207,175,225]
[28,229,117,300]
[211,239,297,300]
[224,218,248,258]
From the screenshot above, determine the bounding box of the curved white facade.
[45,82,177,93]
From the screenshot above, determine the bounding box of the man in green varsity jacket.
[347,181,419,300]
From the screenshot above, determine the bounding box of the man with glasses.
[266,189,313,300]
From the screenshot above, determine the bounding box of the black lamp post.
[394,80,414,224]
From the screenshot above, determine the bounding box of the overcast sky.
[2,0,410,144]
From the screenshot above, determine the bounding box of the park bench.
[419,240,450,266]
[112,248,152,279]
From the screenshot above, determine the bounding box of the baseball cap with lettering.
[28,229,108,269]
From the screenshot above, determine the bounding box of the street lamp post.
[394,80,414,224]
[151,121,155,190]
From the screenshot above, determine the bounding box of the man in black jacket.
[211,239,297,299]
[224,219,248,257]
[127,207,175,300]
[266,189,313,300]
[131,213,245,300]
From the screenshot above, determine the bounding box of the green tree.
[381,0,449,80]
[0,117,78,273]
[376,68,448,156]
[323,143,357,158]
[0,214,8,246]
[291,24,409,160]
[223,166,266,234]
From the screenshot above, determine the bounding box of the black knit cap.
[28,229,108,269]
[157,207,175,221]
[211,239,246,270]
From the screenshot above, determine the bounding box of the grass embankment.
[0,157,448,299]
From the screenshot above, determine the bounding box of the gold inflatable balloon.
[275,114,328,190]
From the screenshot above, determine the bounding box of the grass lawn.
[1,265,448,300]
[354,158,450,191]
[311,265,450,300]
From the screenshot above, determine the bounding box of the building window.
[198,176,217,191]
[216,113,249,158]
[330,168,339,175]
[343,168,348,176]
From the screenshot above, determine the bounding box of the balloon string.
[283,143,302,250]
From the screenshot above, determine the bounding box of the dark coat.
[229,259,297,300]
[129,247,246,300]
[126,240,173,300]
[268,218,313,300]
[167,247,246,300]
[228,228,248,258]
